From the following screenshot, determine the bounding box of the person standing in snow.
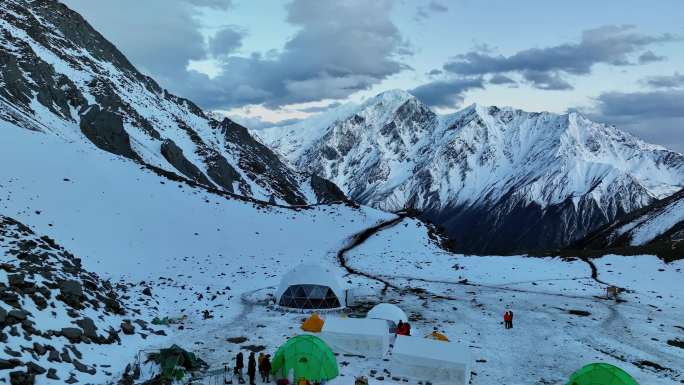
[235,352,244,378]
[248,352,257,385]
[258,353,265,381]
[509,310,514,329]
[261,354,272,382]
[503,311,511,329]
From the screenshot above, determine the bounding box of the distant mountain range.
[258,90,684,253]
[1,0,683,256]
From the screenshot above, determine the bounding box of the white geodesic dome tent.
[276,264,346,310]
[367,303,408,324]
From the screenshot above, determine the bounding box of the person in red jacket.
[503,311,511,329]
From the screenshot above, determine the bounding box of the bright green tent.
[271,335,338,382]
[567,363,639,385]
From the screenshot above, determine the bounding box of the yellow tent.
[301,313,325,332]
[426,331,449,341]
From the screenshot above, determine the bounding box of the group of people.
[503,310,514,329]
[396,320,412,336]
[233,351,272,385]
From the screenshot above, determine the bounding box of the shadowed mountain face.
[0,0,344,205]
[572,188,684,259]
[259,90,684,253]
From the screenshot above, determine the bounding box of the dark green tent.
[271,335,338,382]
[567,363,639,385]
[148,344,206,381]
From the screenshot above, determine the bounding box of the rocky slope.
[258,90,684,253]
[0,0,344,205]
[0,215,168,384]
[572,188,684,259]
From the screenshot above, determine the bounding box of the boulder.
[58,280,83,297]
[121,321,135,335]
[9,370,35,385]
[75,317,98,339]
[57,280,84,308]
[47,348,61,363]
[7,309,28,323]
[72,359,96,375]
[60,327,83,342]
[46,368,60,380]
[0,358,22,370]
[60,348,72,363]
[32,342,46,356]
[26,362,46,375]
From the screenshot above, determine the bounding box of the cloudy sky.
[62,0,684,151]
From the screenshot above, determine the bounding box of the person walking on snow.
[503,311,511,329]
[248,352,257,385]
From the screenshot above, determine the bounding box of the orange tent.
[301,313,325,332]
[426,331,449,341]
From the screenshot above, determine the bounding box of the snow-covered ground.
[156,221,683,385]
[2,125,682,385]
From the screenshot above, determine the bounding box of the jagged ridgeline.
[0,0,345,206]
[258,90,684,254]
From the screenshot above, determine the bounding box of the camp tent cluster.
[295,300,472,385]
[272,267,641,385]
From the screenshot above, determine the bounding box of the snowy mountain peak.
[362,89,416,108]
[259,89,684,253]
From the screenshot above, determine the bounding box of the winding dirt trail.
[336,212,409,294]
[336,213,611,301]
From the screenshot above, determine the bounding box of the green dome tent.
[271,335,338,382]
[567,363,639,385]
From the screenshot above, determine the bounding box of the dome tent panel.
[367,303,408,324]
[566,363,639,385]
[271,335,338,382]
[276,264,346,310]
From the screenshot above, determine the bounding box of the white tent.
[320,317,391,358]
[367,303,408,324]
[390,335,471,385]
[275,264,346,309]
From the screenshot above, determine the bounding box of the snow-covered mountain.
[0,0,345,205]
[575,188,684,258]
[258,90,684,253]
